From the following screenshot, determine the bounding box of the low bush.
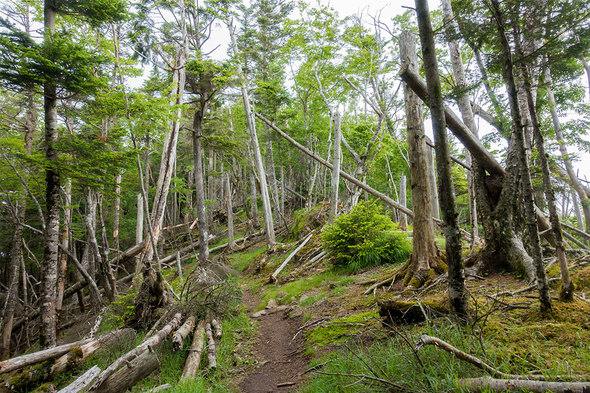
[322,201,411,272]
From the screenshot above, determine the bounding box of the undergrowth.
[322,201,411,272]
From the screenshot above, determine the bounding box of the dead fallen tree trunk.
[57,365,101,393]
[87,313,182,392]
[93,351,160,393]
[459,376,590,393]
[3,329,136,390]
[256,113,414,218]
[210,319,222,339]
[270,231,315,283]
[172,316,196,351]
[181,320,206,380]
[52,328,136,374]
[205,322,217,369]
[0,337,93,375]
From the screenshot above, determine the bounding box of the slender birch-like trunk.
[328,113,341,224]
[227,17,275,246]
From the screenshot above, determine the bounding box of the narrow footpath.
[239,290,309,393]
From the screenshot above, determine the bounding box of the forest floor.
[6,220,590,393]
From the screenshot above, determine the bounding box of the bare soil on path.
[239,290,309,393]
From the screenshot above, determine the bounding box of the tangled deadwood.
[179,264,241,320]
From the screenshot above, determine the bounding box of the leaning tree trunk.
[227,18,275,246]
[545,68,590,232]
[134,0,188,326]
[491,0,551,312]
[441,0,480,250]
[41,0,59,349]
[399,30,441,288]
[415,0,467,319]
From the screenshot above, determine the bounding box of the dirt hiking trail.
[239,290,309,393]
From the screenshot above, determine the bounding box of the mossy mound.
[572,265,590,290]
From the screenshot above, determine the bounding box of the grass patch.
[301,321,478,393]
[228,244,266,273]
[307,311,380,349]
[257,272,355,310]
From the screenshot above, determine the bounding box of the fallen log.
[205,322,217,369]
[181,320,206,380]
[93,351,160,393]
[148,383,173,392]
[3,329,136,390]
[172,315,196,351]
[57,365,101,393]
[87,313,182,392]
[210,319,222,339]
[269,231,315,283]
[52,328,136,375]
[459,376,590,393]
[0,338,93,375]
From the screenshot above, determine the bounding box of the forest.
[1,0,590,392]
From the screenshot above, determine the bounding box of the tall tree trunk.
[490,0,551,312]
[415,0,467,319]
[399,30,440,288]
[192,106,209,264]
[113,173,122,252]
[524,77,574,301]
[226,172,237,250]
[227,17,275,246]
[328,113,342,224]
[545,68,590,232]
[41,0,59,348]
[56,179,71,320]
[441,0,480,249]
[266,136,281,224]
[425,140,439,219]
[399,174,408,231]
[1,83,36,358]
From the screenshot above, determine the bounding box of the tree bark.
[93,351,160,393]
[225,172,238,250]
[41,0,59,349]
[415,1,467,319]
[545,68,590,232]
[328,113,342,224]
[181,319,206,380]
[88,313,182,392]
[490,0,551,312]
[57,365,101,393]
[441,0,480,250]
[399,174,408,230]
[399,30,440,288]
[56,179,72,321]
[524,76,574,301]
[459,376,590,393]
[0,337,94,375]
[192,105,210,264]
[227,17,275,246]
[172,316,196,351]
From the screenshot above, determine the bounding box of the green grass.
[227,244,267,273]
[257,272,356,310]
[300,321,480,393]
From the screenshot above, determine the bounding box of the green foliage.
[322,201,411,272]
[101,289,138,332]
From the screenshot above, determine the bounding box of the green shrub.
[322,201,411,272]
